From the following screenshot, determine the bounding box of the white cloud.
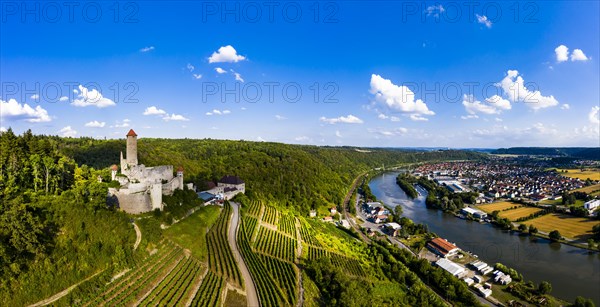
[208,45,246,63]
[369,74,435,118]
[114,121,130,128]
[85,120,106,128]
[143,106,167,116]
[377,113,388,120]
[410,114,429,121]
[256,136,266,142]
[295,136,311,142]
[187,63,195,72]
[390,116,401,122]
[368,127,408,137]
[205,109,231,116]
[275,115,287,120]
[425,4,444,17]
[555,45,569,62]
[215,67,227,74]
[335,130,342,138]
[59,96,69,102]
[163,113,189,121]
[0,98,51,122]
[463,94,511,116]
[71,85,116,108]
[59,126,77,137]
[461,114,479,120]
[319,114,363,124]
[30,94,39,100]
[0,127,6,132]
[233,72,244,82]
[590,106,600,125]
[475,14,492,28]
[561,104,570,110]
[193,74,203,79]
[497,70,558,110]
[140,46,155,53]
[571,49,588,61]
[495,117,503,122]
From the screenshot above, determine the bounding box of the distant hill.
[492,147,600,160]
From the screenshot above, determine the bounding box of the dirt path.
[28,270,104,307]
[133,222,142,250]
[229,202,259,307]
[295,218,304,307]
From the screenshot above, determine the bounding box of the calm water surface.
[369,171,600,305]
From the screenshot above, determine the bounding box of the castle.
[108,129,188,214]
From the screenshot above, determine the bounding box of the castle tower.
[126,129,138,167]
[177,166,184,190]
[111,164,118,181]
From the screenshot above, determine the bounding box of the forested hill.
[58,137,486,213]
[493,147,600,160]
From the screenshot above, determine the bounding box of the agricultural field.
[206,203,243,288]
[555,168,600,181]
[478,201,522,213]
[262,205,280,225]
[254,225,297,262]
[246,200,263,217]
[303,245,366,277]
[139,256,203,306]
[572,183,600,195]
[241,215,258,241]
[191,271,225,307]
[164,205,221,261]
[278,213,297,237]
[298,218,322,247]
[498,207,544,221]
[526,213,600,240]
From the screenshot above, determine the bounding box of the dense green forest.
[0,129,485,305]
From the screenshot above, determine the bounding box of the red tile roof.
[111,164,118,171]
[126,129,137,137]
[428,238,458,256]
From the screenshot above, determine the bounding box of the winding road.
[132,222,142,250]
[228,202,259,307]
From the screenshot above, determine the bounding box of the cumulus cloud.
[0,98,51,122]
[85,120,106,128]
[59,96,69,102]
[205,109,231,116]
[208,45,246,63]
[370,74,435,119]
[275,115,287,120]
[193,74,203,79]
[319,114,363,124]
[215,67,226,74]
[555,45,569,62]
[143,106,167,116]
[571,49,588,61]
[59,126,77,137]
[163,113,189,121]
[30,94,39,100]
[410,114,429,121]
[71,85,116,108]
[590,106,600,125]
[476,14,492,28]
[463,94,511,115]
[140,46,155,53]
[0,127,6,132]
[497,70,558,110]
[233,72,244,82]
[561,104,570,110]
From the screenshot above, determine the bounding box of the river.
[369,171,600,305]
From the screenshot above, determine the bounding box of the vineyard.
[241,215,258,241]
[278,213,297,237]
[262,205,279,225]
[298,218,322,247]
[304,245,366,277]
[246,199,263,217]
[190,271,224,307]
[254,227,297,262]
[206,203,243,288]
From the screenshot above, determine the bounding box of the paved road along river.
[369,171,600,305]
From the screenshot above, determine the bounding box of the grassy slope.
[163,205,221,261]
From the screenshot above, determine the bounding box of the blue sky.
[1,0,599,147]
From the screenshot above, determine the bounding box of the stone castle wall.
[114,191,152,214]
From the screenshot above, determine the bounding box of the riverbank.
[370,171,600,305]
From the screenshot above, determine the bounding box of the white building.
[461,207,488,219]
[584,199,600,213]
[435,258,466,277]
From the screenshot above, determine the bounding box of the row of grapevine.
[260,254,298,305]
[298,219,321,247]
[207,202,242,287]
[246,200,262,217]
[139,256,200,306]
[190,271,224,307]
[106,248,185,305]
[278,213,296,238]
[241,215,258,241]
[85,242,180,306]
[238,219,289,307]
[254,226,297,262]
[304,245,365,277]
[262,205,279,225]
